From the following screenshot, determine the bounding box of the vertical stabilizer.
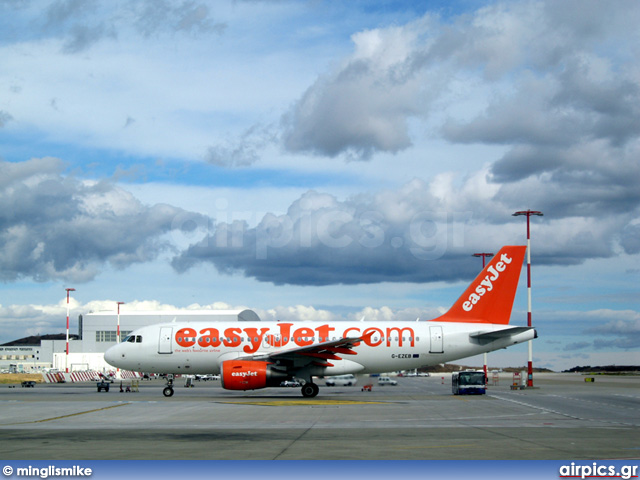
[433,246,526,324]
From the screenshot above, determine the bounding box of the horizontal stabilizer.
[470,326,535,340]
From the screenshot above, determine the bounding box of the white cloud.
[0,158,209,282]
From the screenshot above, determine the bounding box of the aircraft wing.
[241,332,374,368]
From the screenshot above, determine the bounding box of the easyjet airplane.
[104,245,536,398]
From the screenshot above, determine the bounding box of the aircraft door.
[429,326,443,354]
[158,327,173,354]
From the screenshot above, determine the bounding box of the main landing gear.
[163,375,174,397]
[301,382,319,398]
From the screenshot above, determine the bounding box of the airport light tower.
[472,253,493,268]
[116,301,125,343]
[473,253,493,383]
[512,210,543,387]
[64,288,75,373]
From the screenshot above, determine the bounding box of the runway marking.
[488,394,583,421]
[218,400,387,406]
[551,394,640,412]
[489,394,639,427]
[0,403,131,425]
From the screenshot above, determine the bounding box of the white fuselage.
[104,320,535,376]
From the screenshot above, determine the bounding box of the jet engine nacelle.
[220,360,288,391]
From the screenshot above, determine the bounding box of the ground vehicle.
[377,376,397,386]
[280,380,301,387]
[325,374,357,386]
[452,370,486,395]
[404,371,430,377]
[21,381,36,388]
[97,380,110,392]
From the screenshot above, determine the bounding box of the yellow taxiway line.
[219,399,387,406]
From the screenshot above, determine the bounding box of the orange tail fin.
[434,245,526,324]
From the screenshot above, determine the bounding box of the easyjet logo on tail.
[462,253,513,312]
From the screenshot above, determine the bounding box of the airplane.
[104,245,536,398]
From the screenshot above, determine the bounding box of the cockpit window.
[136,335,142,343]
[126,335,135,343]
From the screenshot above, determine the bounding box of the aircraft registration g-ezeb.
[105,245,536,398]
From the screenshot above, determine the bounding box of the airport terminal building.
[0,309,261,373]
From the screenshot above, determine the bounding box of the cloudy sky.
[1,0,638,371]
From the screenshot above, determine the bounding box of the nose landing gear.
[163,375,174,397]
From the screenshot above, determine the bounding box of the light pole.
[473,253,494,383]
[513,210,543,387]
[64,288,75,373]
[472,252,493,269]
[116,302,125,344]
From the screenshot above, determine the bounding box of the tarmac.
[0,373,638,460]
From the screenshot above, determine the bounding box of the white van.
[377,376,398,386]
[325,374,357,386]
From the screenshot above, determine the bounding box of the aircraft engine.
[220,360,288,391]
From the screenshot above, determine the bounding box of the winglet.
[433,245,526,325]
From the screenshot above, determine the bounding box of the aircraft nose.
[104,345,120,366]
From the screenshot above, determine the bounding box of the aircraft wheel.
[163,386,174,397]
[301,383,319,398]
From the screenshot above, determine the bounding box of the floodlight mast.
[512,210,543,387]
[64,288,75,373]
[116,302,125,344]
[472,253,494,268]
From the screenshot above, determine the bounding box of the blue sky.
[1,0,639,371]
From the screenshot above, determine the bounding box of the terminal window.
[96,330,132,342]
